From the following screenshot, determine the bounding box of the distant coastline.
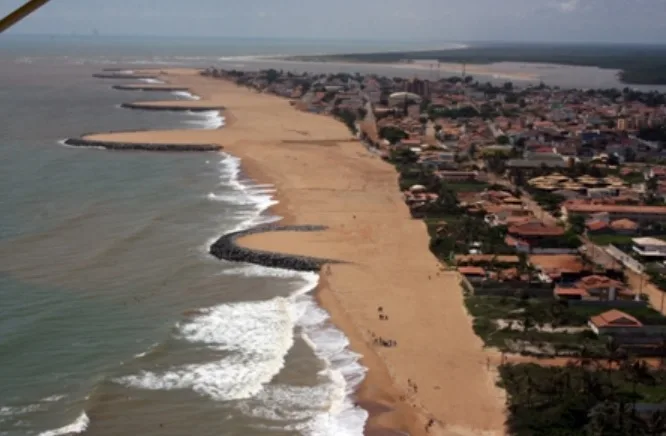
[288,42,666,86]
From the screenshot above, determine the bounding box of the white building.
[633,237,666,259]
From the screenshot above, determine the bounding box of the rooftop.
[564,202,666,215]
[508,221,566,237]
[633,237,666,247]
[589,309,643,328]
[458,266,486,276]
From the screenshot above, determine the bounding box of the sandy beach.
[82,69,506,436]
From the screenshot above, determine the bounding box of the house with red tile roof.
[458,266,487,283]
[508,221,566,245]
[609,219,639,235]
[589,310,643,335]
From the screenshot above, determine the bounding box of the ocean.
[0,37,378,436]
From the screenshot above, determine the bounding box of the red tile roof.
[554,287,589,298]
[508,221,566,237]
[564,201,666,215]
[586,220,608,232]
[590,310,643,328]
[610,219,639,230]
[458,266,486,276]
[577,275,624,290]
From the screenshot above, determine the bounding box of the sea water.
[0,38,370,436]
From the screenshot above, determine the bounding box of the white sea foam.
[38,412,89,436]
[0,405,41,417]
[40,395,66,403]
[172,91,201,100]
[207,154,280,231]
[117,289,308,401]
[185,111,225,130]
[227,276,368,436]
[58,139,106,151]
[178,151,367,434]
[140,78,165,84]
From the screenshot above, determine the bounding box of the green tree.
[497,135,510,145]
[569,214,587,235]
[379,126,409,144]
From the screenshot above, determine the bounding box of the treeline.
[305,43,666,85]
[501,361,666,435]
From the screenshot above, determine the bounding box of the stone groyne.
[210,225,341,272]
[112,85,191,92]
[93,73,160,80]
[64,137,222,152]
[120,102,225,112]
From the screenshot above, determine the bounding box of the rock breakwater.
[210,225,341,271]
[112,85,191,92]
[120,102,225,112]
[64,137,222,152]
[92,73,159,80]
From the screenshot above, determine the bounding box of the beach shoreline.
[81,68,507,436]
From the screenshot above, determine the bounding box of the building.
[633,237,666,259]
[434,170,479,182]
[507,221,566,243]
[388,92,422,108]
[589,310,643,335]
[609,219,639,235]
[458,266,487,283]
[562,201,666,223]
[405,78,431,99]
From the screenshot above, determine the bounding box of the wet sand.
[83,68,507,436]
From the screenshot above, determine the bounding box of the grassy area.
[590,233,666,246]
[588,233,637,246]
[465,295,666,356]
[465,296,608,355]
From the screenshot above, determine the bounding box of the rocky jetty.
[210,225,341,272]
[121,102,224,112]
[93,73,159,80]
[112,85,191,92]
[64,137,222,152]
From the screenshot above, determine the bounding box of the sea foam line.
[172,91,201,101]
[38,412,89,436]
[139,78,164,84]
[119,152,367,434]
[210,153,368,434]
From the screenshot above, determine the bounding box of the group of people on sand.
[372,306,396,346]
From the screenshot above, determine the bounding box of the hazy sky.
[2,0,666,43]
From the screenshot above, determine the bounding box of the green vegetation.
[621,171,646,185]
[589,234,638,246]
[530,190,566,217]
[379,126,408,144]
[427,105,478,119]
[500,362,666,436]
[300,43,666,86]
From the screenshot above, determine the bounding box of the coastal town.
[202,66,666,435]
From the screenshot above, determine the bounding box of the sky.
[1,0,666,43]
